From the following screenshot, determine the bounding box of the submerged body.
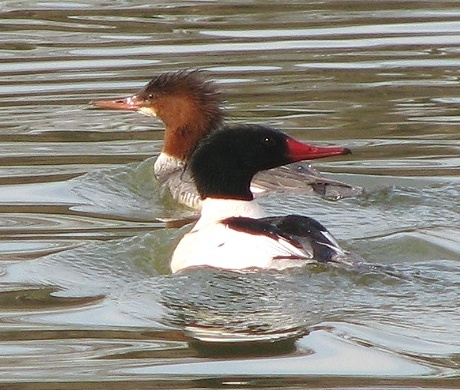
[92,70,362,209]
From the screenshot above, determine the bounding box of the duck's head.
[190,124,351,201]
[93,70,224,161]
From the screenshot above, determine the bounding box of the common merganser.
[92,70,362,209]
[170,124,363,273]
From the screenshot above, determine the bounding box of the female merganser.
[92,71,362,209]
[170,124,363,273]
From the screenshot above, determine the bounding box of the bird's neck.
[195,198,266,229]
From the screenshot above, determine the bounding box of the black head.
[190,124,351,201]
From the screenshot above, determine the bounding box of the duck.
[92,70,362,209]
[170,124,363,273]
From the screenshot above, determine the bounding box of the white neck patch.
[195,198,267,229]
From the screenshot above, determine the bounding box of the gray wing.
[160,163,362,210]
[253,163,362,199]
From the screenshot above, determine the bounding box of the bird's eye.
[261,136,276,146]
[147,93,156,100]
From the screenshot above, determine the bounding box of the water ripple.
[0,0,459,385]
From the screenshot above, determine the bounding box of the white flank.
[171,197,314,273]
[171,222,312,273]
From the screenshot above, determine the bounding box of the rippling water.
[0,1,459,388]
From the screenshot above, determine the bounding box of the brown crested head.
[138,70,223,160]
[92,70,224,161]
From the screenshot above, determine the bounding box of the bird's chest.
[170,222,309,272]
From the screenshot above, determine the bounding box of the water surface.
[0,1,459,389]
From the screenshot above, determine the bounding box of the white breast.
[154,152,185,182]
[170,220,313,273]
[170,197,317,273]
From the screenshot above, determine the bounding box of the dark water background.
[0,1,459,389]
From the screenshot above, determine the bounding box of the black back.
[223,215,340,262]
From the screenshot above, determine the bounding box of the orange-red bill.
[286,137,351,161]
[91,95,144,111]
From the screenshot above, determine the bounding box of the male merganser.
[170,124,363,273]
[92,70,362,209]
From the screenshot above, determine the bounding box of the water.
[0,1,459,388]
